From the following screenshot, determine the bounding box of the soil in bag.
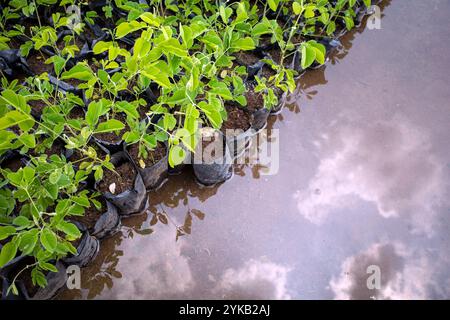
[26,52,53,75]
[97,161,136,195]
[126,142,168,190]
[244,84,270,132]
[30,137,66,158]
[0,152,27,172]
[221,104,253,159]
[96,152,148,216]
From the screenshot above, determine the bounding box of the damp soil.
[244,86,265,112]
[221,104,252,131]
[27,53,53,75]
[56,37,85,52]
[127,142,166,169]
[97,162,136,195]
[260,64,277,78]
[29,99,47,117]
[234,51,260,66]
[1,157,24,172]
[266,47,282,65]
[30,138,66,158]
[64,77,83,89]
[67,106,86,120]
[138,105,150,120]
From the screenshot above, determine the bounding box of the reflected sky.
[58,0,450,300]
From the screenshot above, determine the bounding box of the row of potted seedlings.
[0,0,382,299]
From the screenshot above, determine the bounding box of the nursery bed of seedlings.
[0,0,378,299]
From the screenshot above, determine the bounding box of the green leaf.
[0,241,17,268]
[19,229,38,255]
[61,63,93,81]
[326,21,336,35]
[268,0,279,11]
[55,199,70,216]
[219,5,232,23]
[116,101,139,120]
[141,66,171,88]
[134,38,150,59]
[252,22,271,36]
[57,221,81,239]
[92,41,110,54]
[116,20,144,39]
[163,114,177,131]
[95,119,125,133]
[166,89,187,105]
[293,2,302,15]
[209,81,233,100]
[40,228,57,253]
[180,24,193,49]
[31,268,47,288]
[200,32,223,51]
[0,110,33,131]
[71,195,90,207]
[13,216,31,228]
[231,37,255,51]
[94,166,103,182]
[198,102,222,129]
[18,133,36,148]
[235,95,247,106]
[45,55,66,76]
[158,38,187,57]
[0,89,28,112]
[305,6,315,18]
[139,12,160,27]
[301,43,316,69]
[308,41,326,65]
[44,183,58,200]
[168,145,186,168]
[49,170,61,185]
[86,100,102,128]
[344,16,355,30]
[39,261,58,273]
[8,282,18,296]
[235,2,248,23]
[0,226,16,241]
[22,167,35,185]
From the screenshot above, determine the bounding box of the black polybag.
[96,151,148,216]
[125,143,169,191]
[62,222,99,267]
[90,200,121,240]
[193,128,233,186]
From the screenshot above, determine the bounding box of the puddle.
[58,0,450,299]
